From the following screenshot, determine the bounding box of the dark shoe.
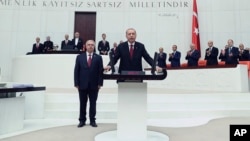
[77,122,85,128]
[90,122,98,127]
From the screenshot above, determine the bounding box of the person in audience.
[104,28,162,75]
[157,47,167,68]
[238,43,249,61]
[72,32,83,50]
[32,37,44,54]
[43,36,54,52]
[97,33,110,55]
[168,45,181,67]
[204,40,219,66]
[119,40,124,45]
[74,40,103,128]
[185,43,200,67]
[219,39,239,65]
[61,34,72,50]
[219,45,229,61]
[110,42,118,58]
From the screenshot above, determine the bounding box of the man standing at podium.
[105,28,158,74]
[74,40,103,128]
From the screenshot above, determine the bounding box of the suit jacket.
[110,48,117,58]
[74,53,103,90]
[238,50,249,61]
[61,40,72,49]
[204,47,219,66]
[168,51,181,67]
[157,52,167,68]
[43,41,54,51]
[98,40,110,55]
[110,41,154,73]
[220,47,239,64]
[32,43,44,54]
[72,38,83,50]
[185,49,200,67]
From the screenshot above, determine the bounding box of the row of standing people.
[31,32,114,55]
[156,39,249,68]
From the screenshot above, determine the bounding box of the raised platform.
[43,89,250,124]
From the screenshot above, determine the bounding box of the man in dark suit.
[74,40,103,128]
[72,32,83,50]
[219,45,229,62]
[157,47,167,68]
[204,40,219,66]
[110,42,118,58]
[238,43,249,61]
[61,34,72,50]
[32,37,44,54]
[185,43,200,67]
[105,28,157,74]
[43,36,54,52]
[98,33,110,55]
[168,45,181,67]
[220,39,239,65]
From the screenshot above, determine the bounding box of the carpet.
[1,117,250,141]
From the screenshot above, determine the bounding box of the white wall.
[1,0,250,81]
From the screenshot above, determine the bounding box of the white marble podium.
[95,82,169,141]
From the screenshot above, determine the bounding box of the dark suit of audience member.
[72,32,83,50]
[168,45,181,67]
[185,49,200,67]
[72,38,83,50]
[220,47,239,64]
[219,52,226,61]
[238,44,249,61]
[157,52,167,68]
[98,33,110,55]
[61,34,72,50]
[32,37,44,54]
[74,40,103,128]
[169,51,181,67]
[32,43,44,54]
[220,39,239,65]
[219,45,229,62]
[43,40,53,52]
[238,49,249,61]
[61,39,72,50]
[204,47,219,66]
[98,40,110,55]
[110,42,118,58]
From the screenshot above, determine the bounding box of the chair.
[166,64,171,68]
[181,63,188,68]
[198,60,207,67]
[218,61,225,66]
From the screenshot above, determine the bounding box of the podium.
[95,70,169,141]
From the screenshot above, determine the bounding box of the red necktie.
[129,45,134,59]
[88,55,92,67]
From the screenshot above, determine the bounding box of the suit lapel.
[82,53,88,67]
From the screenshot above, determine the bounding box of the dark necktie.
[88,54,92,67]
[129,45,134,59]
